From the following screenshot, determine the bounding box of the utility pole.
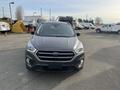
[2,7,5,17]
[86,14,88,20]
[9,2,14,23]
[49,8,51,21]
[40,8,42,17]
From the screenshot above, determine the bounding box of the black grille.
[36,51,74,61]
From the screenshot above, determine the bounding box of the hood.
[31,35,81,51]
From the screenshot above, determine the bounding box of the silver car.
[25,21,85,71]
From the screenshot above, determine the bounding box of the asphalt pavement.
[0,30,120,90]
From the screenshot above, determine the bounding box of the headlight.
[74,41,84,54]
[27,41,36,53]
[75,48,84,54]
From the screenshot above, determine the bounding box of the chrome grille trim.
[36,50,74,62]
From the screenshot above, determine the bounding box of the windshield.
[36,23,75,37]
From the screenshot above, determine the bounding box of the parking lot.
[0,30,120,90]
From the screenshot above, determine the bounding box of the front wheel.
[96,29,101,33]
[26,63,33,71]
[117,30,120,34]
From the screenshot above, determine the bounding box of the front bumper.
[25,50,85,68]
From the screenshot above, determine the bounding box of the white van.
[96,24,120,34]
[80,23,95,29]
[74,20,84,30]
[0,22,10,32]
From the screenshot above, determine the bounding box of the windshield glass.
[37,23,75,37]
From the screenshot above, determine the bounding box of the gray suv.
[25,22,85,71]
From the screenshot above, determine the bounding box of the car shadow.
[23,66,80,90]
[0,48,81,90]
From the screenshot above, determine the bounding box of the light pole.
[49,8,51,21]
[40,8,42,17]
[2,7,5,17]
[9,2,14,23]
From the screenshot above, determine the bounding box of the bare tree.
[15,6,24,20]
[95,17,103,25]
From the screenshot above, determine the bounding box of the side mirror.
[31,32,34,35]
[76,33,80,36]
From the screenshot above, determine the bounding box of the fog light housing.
[26,57,33,67]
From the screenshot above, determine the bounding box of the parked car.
[24,17,47,27]
[57,16,76,29]
[0,22,10,32]
[25,22,85,71]
[96,24,120,34]
[74,20,84,30]
[80,23,95,29]
[88,23,96,29]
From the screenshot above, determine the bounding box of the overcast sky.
[0,0,120,23]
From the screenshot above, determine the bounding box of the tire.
[96,29,101,33]
[75,59,84,71]
[117,30,120,34]
[26,63,33,71]
[75,27,78,30]
[84,27,89,30]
